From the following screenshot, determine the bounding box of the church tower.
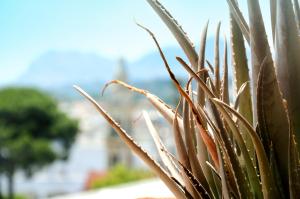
[106,58,134,168]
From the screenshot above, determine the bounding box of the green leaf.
[226,0,250,44]
[212,99,280,199]
[210,98,262,198]
[234,82,249,110]
[214,123,251,199]
[257,56,290,195]
[230,8,255,163]
[214,22,221,98]
[247,0,273,124]
[138,24,220,170]
[275,0,300,153]
[221,38,229,104]
[176,57,252,198]
[197,21,209,106]
[146,0,198,69]
[230,10,253,124]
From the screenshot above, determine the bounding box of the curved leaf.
[183,100,217,198]
[212,98,280,199]
[102,80,183,129]
[221,38,229,104]
[197,21,209,106]
[226,0,250,44]
[210,98,262,198]
[146,0,198,69]
[214,22,221,97]
[275,0,300,153]
[230,8,254,162]
[143,111,183,183]
[257,56,290,195]
[74,85,187,199]
[247,0,273,124]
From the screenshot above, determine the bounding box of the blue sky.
[0,0,270,85]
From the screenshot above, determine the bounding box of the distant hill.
[18,51,114,88]
[15,37,228,100]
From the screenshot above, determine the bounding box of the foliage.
[76,0,300,198]
[0,87,78,198]
[1,194,28,199]
[90,164,153,189]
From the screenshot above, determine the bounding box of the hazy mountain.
[17,47,190,88]
[18,51,115,88]
[16,37,228,100]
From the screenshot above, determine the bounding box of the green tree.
[0,88,78,199]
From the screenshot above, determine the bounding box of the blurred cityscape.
[1,58,180,198]
[0,29,231,199]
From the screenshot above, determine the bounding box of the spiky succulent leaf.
[212,99,280,199]
[143,111,183,183]
[177,56,252,198]
[226,0,250,43]
[197,22,209,107]
[230,9,255,164]
[173,105,200,198]
[230,9,253,124]
[257,57,290,195]
[221,39,229,104]
[214,22,221,97]
[146,0,198,69]
[211,98,262,198]
[247,0,273,124]
[103,80,184,130]
[182,100,214,197]
[74,86,187,199]
[275,0,300,152]
[76,1,300,198]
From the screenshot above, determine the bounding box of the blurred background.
[0,0,270,198]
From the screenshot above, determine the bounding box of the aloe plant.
[75,0,300,198]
